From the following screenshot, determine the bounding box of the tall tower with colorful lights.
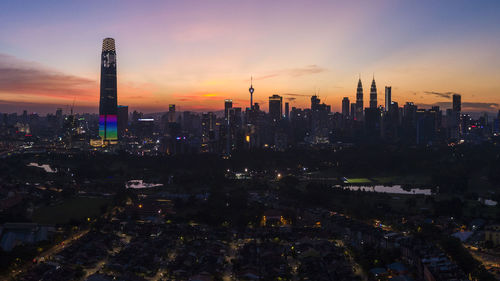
[249,76,254,110]
[99,38,118,144]
[370,75,377,109]
[356,76,364,120]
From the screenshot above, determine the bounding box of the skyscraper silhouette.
[99,38,118,143]
[453,94,461,112]
[269,94,283,122]
[385,86,392,112]
[370,76,377,109]
[224,99,233,121]
[356,78,364,120]
[342,97,350,117]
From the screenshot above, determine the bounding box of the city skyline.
[1,0,500,114]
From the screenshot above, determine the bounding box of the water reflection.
[335,185,432,195]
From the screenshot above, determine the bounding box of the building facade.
[99,38,118,143]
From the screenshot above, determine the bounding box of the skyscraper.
[453,94,461,112]
[311,95,320,111]
[201,112,216,153]
[99,38,118,143]
[350,103,357,120]
[342,97,350,117]
[451,94,461,138]
[117,105,128,138]
[356,78,364,120]
[269,94,283,122]
[385,86,391,111]
[224,99,233,121]
[285,102,289,120]
[370,77,377,109]
[168,104,176,123]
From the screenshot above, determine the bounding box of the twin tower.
[354,77,379,120]
[99,38,118,143]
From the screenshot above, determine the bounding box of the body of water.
[27,163,57,173]
[335,185,432,195]
[126,180,163,189]
[478,198,498,206]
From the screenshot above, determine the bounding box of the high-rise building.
[342,97,350,117]
[201,112,216,153]
[99,38,118,143]
[356,78,364,120]
[350,103,357,120]
[493,110,500,134]
[403,102,417,127]
[269,95,283,122]
[285,102,289,120]
[416,109,438,145]
[168,104,176,123]
[117,105,128,138]
[385,86,391,111]
[224,99,233,121]
[365,107,381,138]
[453,94,461,112]
[370,77,377,109]
[311,95,320,111]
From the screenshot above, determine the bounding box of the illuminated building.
[99,38,118,144]
[284,102,289,119]
[201,112,216,153]
[224,99,232,121]
[485,225,500,246]
[136,118,155,137]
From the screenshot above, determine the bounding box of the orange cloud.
[0,54,98,104]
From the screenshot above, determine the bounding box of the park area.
[32,197,110,224]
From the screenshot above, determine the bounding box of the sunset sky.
[0,0,499,114]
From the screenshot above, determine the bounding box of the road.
[9,229,90,279]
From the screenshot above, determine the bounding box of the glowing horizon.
[0,0,499,114]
